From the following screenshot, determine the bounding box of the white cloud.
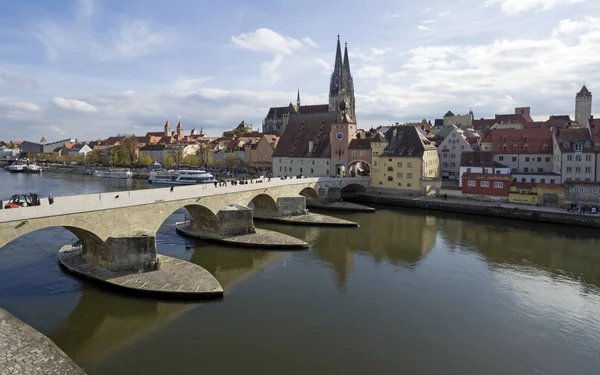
[439,11,451,17]
[356,66,385,79]
[76,0,94,20]
[383,12,400,20]
[173,77,213,92]
[302,37,318,48]
[421,20,437,24]
[486,0,586,16]
[52,98,98,113]
[231,28,304,55]
[417,25,432,31]
[108,20,167,60]
[9,101,40,112]
[553,18,589,36]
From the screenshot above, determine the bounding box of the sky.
[0,0,599,142]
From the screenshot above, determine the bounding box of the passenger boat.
[93,169,133,179]
[5,164,25,173]
[24,164,42,173]
[148,170,217,185]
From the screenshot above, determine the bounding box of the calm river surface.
[1,169,600,375]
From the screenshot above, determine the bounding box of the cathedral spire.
[342,41,352,90]
[329,34,343,97]
[297,88,301,107]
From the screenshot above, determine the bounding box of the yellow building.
[508,184,565,206]
[371,126,439,193]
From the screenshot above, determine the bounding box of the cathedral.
[262,35,356,135]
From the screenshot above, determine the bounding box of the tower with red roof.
[575,84,592,128]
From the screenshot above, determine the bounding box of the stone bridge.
[0,177,369,272]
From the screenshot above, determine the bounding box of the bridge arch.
[348,160,371,177]
[248,194,279,217]
[0,222,105,257]
[340,183,368,195]
[153,202,221,236]
[299,187,320,203]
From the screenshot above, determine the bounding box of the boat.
[5,164,25,173]
[148,170,217,185]
[24,164,42,173]
[93,169,133,179]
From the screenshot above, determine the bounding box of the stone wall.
[216,205,254,236]
[277,196,307,217]
[83,236,157,272]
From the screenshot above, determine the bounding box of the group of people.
[568,203,598,214]
[213,177,271,188]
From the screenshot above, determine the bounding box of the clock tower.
[330,101,356,176]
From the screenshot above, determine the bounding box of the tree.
[167,145,185,169]
[182,154,199,167]
[120,136,139,165]
[164,156,176,168]
[196,144,213,168]
[224,152,236,168]
[87,149,105,164]
[137,154,153,166]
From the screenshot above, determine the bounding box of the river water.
[1,169,600,375]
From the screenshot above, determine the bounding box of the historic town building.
[438,126,477,179]
[553,128,596,182]
[575,85,592,127]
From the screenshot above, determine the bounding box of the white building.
[458,151,511,187]
[438,126,476,179]
[553,128,595,182]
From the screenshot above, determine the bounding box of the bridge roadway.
[0,177,369,272]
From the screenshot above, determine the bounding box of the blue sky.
[0,0,599,141]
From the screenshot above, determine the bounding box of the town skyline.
[1,0,599,141]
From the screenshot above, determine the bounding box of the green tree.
[120,136,139,165]
[165,156,176,168]
[137,154,153,166]
[196,144,213,168]
[167,146,185,169]
[182,154,199,167]
[224,153,236,168]
[87,149,105,164]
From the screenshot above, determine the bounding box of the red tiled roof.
[349,138,371,150]
[273,111,340,158]
[472,118,496,130]
[105,136,124,146]
[495,114,529,124]
[486,128,553,154]
[577,85,591,98]
[554,128,593,153]
[299,104,329,114]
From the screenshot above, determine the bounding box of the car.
[3,193,41,209]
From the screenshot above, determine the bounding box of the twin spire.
[330,34,353,97]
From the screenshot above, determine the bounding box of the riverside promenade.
[0,308,86,375]
[353,193,600,228]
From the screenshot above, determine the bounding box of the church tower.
[176,121,184,138]
[329,35,356,121]
[330,101,357,177]
[164,120,172,137]
[297,88,301,107]
[575,84,592,127]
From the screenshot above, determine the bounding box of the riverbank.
[254,212,359,227]
[350,193,600,228]
[0,307,86,375]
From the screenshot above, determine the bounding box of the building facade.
[443,110,473,128]
[329,36,356,121]
[438,126,475,179]
[461,173,512,198]
[371,126,439,193]
[244,134,279,169]
[458,151,511,187]
[553,128,595,182]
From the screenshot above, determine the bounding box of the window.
[451,154,456,158]
[576,155,582,162]
[502,145,507,151]
[373,152,379,156]
[567,155,573,161]
[387,166,393,172]
[397,173,403,178]
[360,151,366,156]
[290,168,292,172]
[537,157,541,162]
[513,144,518,151]
[407,173,413,178]
[398,182,402,187]
[525,157,530,162]
[494,182,503,188]
[300,168,303,173]
[374,161,377,166]
[593,187,600,194]
[311,169,313,174]
[564,141,570,148]
[389,159,392,162]
[537,168,543,172]
[567,167,572,173]
[524,167,529,172]
[540,179,545,183]
[466,168,472,173]
[279,167,282,171]
[397,162,403,167]
[574,143,583,152]
[545,157,550,162]
[512,157,517,162]
[451,163,456,167]
[452,146,456,150]
[550,179,555,184]
[481,181,489,187]
[586,155,592,161]
[291,160,293,164]
[542,144,548,151]
[378,181,383,185]
[586,167,591,173]
[468,180,476,187]
[572,186,584,193]
[521,178,526,183]
[499,156,504,161]
[352,151,358,156]
[407,162,413,168]
[461,146,465,150]
[443,163,448,167]
[407,183,412,187]
[585,141,591,148]
[387,176,393,181]
[576,167,581,173]
[586,178,591,181]
[443,153,448,158]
